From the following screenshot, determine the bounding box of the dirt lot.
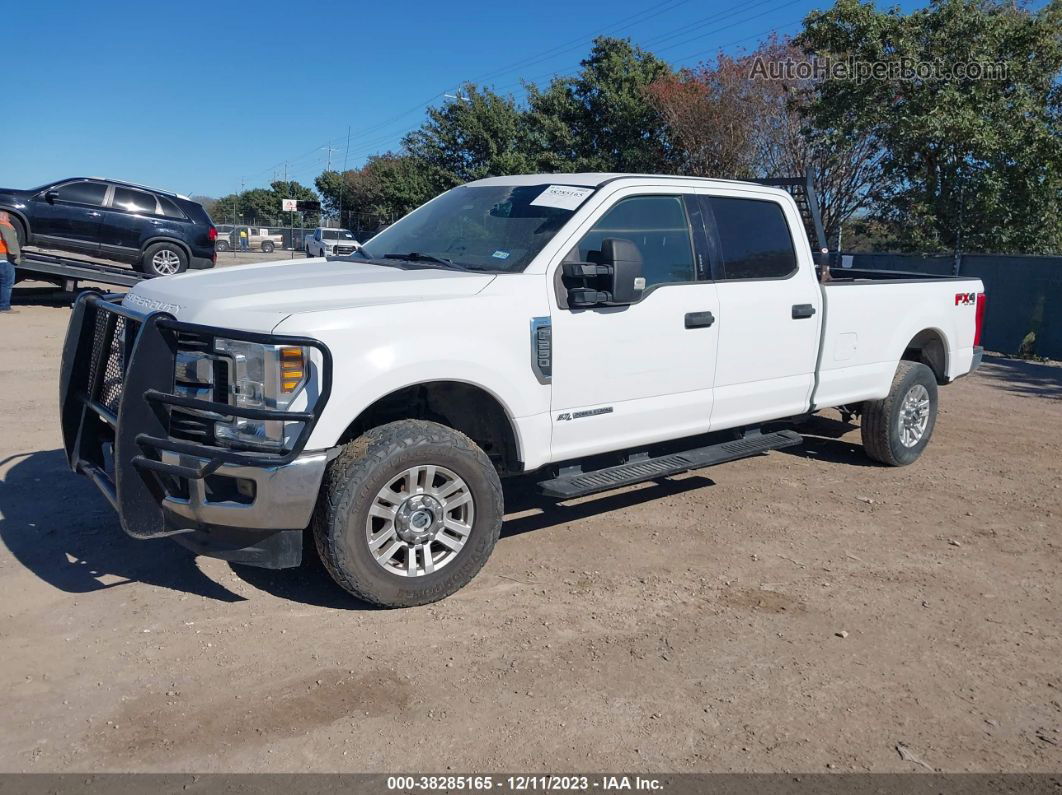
[0,291,1059,774]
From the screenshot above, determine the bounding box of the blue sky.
[4,0,936,197]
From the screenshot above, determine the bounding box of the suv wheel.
[313,420,504,608]
[261,241,275,253]
[140,243,188,277]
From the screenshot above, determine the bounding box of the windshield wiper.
[382,252,472,270]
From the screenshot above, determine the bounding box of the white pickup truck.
[60,174,985,607]
[305,227,360,257]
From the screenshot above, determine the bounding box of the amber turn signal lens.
[279,346,306,393]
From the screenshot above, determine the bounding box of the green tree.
[402,85,536,189]
[798,0,1062,254]
[316,154,436,232]
[526,37,678,173]
[212,181,320,226]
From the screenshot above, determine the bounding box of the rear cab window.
[706,196,797,280]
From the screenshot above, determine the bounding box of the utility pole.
[339,126,351,232]
[323,144,340,173]
[284,161,294,260]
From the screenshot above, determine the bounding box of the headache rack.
[59,292,332,538]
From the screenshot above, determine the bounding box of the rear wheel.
[261,241,275,253]
[215,240,230,252]
[313,420,503,608]
[861,361,938,466]
[140,242,188,277]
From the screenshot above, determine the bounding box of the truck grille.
[87,310,140,415]
[335,245,356,255]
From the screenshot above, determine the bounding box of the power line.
[238,0,701,185]
[238,0,811,188]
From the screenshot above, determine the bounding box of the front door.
[549,193,719,462]
[30,180,108,253]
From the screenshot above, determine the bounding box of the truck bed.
[824,266,962,283]
[813,271,983,410]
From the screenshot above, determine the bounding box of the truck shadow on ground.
[777,414,880,467]
[230,474,716,609]
[981,354,1062,399]
[0,449,245,602]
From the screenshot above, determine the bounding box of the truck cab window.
[708,196,797,280]
[575,195,695,288]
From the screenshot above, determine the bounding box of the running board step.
[537,430,803,499]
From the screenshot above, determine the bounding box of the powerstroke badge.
[557,407,614,421]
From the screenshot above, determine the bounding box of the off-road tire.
[139,242,188,277]
[861,361,938,466]
[313,420,504,607]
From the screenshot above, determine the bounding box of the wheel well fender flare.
[338,379,525,474]
[3,207,30,239]
[140,236,191,260]
[900,327,950,384]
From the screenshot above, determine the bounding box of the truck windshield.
[358,184,588,272]
[323,230,356,240]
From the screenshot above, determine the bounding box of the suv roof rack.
[85,177,183,199]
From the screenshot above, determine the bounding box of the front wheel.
[861,361,938,466]
[313,420,504,607]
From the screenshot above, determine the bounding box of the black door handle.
[792,304,816,319]
[685,311,715,329]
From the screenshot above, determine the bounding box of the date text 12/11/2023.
[386,775,665,791]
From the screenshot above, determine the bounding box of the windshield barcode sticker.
[530,185,594,210]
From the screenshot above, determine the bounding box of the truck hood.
[124,257,495,330]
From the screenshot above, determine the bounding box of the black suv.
[0,178,217,277]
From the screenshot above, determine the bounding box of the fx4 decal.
[955,292,977,306]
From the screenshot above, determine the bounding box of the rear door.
[699,190,821,430]
[98,186,160,259]
[549,191,720,462]
[30,180,108,252]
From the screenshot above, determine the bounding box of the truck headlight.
[212,339,311,451]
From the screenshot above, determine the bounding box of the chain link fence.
[213,212,396,251]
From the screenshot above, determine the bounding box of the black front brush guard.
[59,292,332,539]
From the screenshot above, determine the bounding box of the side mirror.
[44,189,59,203]
[562,237,645,308]
[600,238,644,304]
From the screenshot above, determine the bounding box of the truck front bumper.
[59,292,332,569]
[162,450,330,568]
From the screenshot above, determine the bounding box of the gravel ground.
[0,293,1059,774]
